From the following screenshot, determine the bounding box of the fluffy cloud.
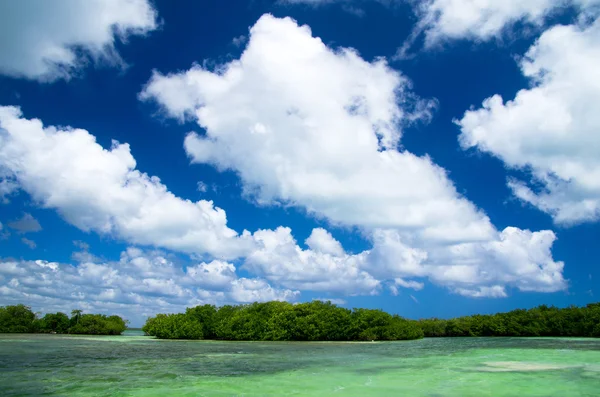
[427,227,565,296]
[0,14,568,300]
[141,14,566,297]
[0,248,298,326]
[413,0,600,46]
[0,106,253,259]
[305,227,345,256]
[458,19,600,225]
[0,0,157,81]
[246,227,379,294]
[141,14,495,245]
[245,225,565,297]
[229,278,299,303]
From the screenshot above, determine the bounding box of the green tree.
[0,304,36,333]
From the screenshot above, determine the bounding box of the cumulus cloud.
[141,15,493,244]
[0,0,158,81]
[0,249,298,326]
[412,0,600,46]
[427,227,565,295]
[246,225,565,297]
[7,213,42,234]
[305,228,345,256]
[246,226,379,294]
[0,14,568,300]
[458,19,600,225]
[0,106,253,259]
[141,14,566,297]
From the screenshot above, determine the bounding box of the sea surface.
[1,332,599,396]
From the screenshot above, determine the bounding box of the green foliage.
[0,304,36,333]
[0,304,127,335]
[144,300,424,341]
[142,313,203,339]
[36,312,70,333]
[69,314,128,335]
[418,303,600,338]
[145,301,600,341]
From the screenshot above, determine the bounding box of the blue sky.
[0,0,598,326]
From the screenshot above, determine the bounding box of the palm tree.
[71,309,82,324]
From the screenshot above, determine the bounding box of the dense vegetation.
[143,300,424,341]
[418,303,600,338]
[0,304,128,335]
[144,301,600,341]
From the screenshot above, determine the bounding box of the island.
[0,304,128,335]
[3,301,598,340]
[143,300,600,341]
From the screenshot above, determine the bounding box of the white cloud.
[427,227,565,295]
[246,226,379,294]
[455,285,507,298]
[247,225,565,298]
[0,249,298,326]
[141,14,566,297]
[458,19,600,225]
[0,106,253,259]
[0,14,568,301]
[413,0,600,46]
[229,278,300,303]
[141,14,494,245]
[313,297,347,305]
[197,181,208,193]
[305,227,345,256]
[394,278,425,291]
[186,260,237,290]
[0,0,157,81]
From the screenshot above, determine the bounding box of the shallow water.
[1,334,599,396]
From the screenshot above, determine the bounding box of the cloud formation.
[0,99,566,299]
[0,248,298,326]
[141,14,566,297]
[0,106,252,259]
[0,0,157,81]
[458,18,600,225]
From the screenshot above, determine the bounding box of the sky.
[0,0,598,327]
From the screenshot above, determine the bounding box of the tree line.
[418,303,600,337]
[0,304,128,335]
[143,301,600,341]
[4,301,598,340]
[143,300,424,341]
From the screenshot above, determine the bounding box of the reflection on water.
[0,334,599,396]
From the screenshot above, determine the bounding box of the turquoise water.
[1,333,599,396]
